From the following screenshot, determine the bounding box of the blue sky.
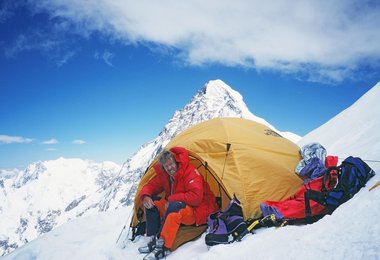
[1,0,379,169]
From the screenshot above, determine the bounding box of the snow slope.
[299,82,380,159]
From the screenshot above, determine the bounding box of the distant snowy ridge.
[299,81,380,159]
[0,169,20,180]
[0,158,120,256]
[0,79,300,256]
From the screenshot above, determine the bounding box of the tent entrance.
[188,154,231,210]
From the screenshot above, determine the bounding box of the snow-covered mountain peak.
[190,79,253,120]
[202,79,243,102]
[12,161,46,188]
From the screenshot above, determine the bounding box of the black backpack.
[205,196,247,246]
[305,156,375,217]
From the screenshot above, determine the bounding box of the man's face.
[163,157,178,176]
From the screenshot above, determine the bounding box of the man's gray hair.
[158,150,176,169]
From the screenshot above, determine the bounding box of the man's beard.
[167,169,177,175]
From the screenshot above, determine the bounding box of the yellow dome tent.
[130,118,302,250]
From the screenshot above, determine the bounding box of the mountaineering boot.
[138,236,156,254]
[258,214,284,228]
[143,238,166,260]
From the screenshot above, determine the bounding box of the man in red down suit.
[138,147,218,260]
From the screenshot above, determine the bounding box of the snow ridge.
[299,82,380,159]
[0,158,120,256]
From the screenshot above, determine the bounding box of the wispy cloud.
[0,135,33,144]
[13,1,380,81]
[94,50,115,67]
[41,138,59,145]
[3,22,76,66]
[56,50,76,67]
[4,34,32,58]
[0,0,23,24]
[72,139,86,145]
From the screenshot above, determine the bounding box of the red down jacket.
[139,147,218,225]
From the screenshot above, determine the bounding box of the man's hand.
[142,196,155,209]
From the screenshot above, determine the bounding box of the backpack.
[305,156,375,217]
[205,196,247,246]
[260,155,339,222]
